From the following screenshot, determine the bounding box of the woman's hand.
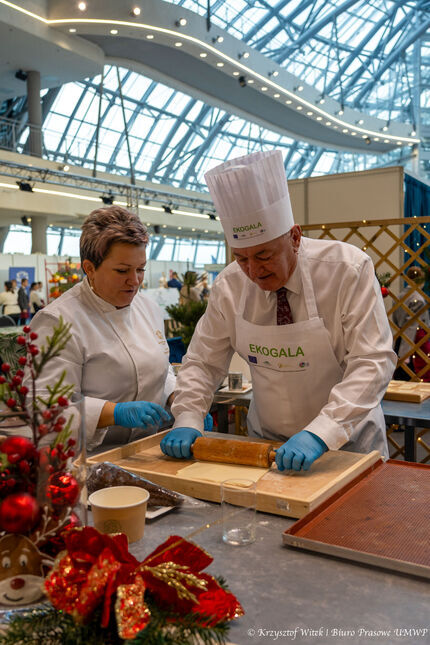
[114,401,171,429]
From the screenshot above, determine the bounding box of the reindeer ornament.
[0,534,53,606]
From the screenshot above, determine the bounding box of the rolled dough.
[176,461,269,483]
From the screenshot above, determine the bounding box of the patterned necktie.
[276,287,294,325]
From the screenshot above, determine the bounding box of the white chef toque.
[204,150,294,248]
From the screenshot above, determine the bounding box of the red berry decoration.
[17,336,26,345]
[0,436,35,462]
[19,386,29,395]
[23,325,31,333]
[0,376,5,384]
[1,363,10,373]
[30,332,38,340]
[6,398,17,409]
[18,356,27,366]
[0,493,39,533]
[381,286,389,298]
[57,397,69,408]
[47,472,80,507]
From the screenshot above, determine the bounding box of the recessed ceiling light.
[374,137,380,141]
[316,116,322,121]
[410,130,416,136]
[272,71,279,77]
[397,141,402,145]
[233,71,240,76]
[110,29,118,35]
[178,226,182,230]
[306,111,313,116]
[338,109,344,115]
[297,105,303,110]
[261,86,268,91]
[384,139,389,143]
[78,2,86,11]
[204,230,209,233]
[216,62,224,67]
[146,34,154,39]
[319,98,325,104]
[131,7,141,16]
[176,17,187,26]
[382,125,388,131]
[296,85,304,91]
[351,131,357,136]
[285,99,292,104]
[200,52,207,57]
[175,42,183,47]
[247,79,254,84]
[357,119,364,125]
[325,121,331,125]
[274,93,280,98]
[362,135,368,139]
[192,228,196,231]
[69,28,77,33]
[342,128,348,133]
[212,35,224,43]
[162,224,167,228]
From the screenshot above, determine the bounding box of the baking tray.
[283,459,430,579]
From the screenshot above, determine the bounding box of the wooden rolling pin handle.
[268,449,277,465]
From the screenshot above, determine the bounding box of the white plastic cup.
[89,485,150,543]
[228,372,243,391]
[221,479,257,546]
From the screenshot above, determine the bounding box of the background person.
[0,281,20,324]
[27,206,176,450]
[18,277,30,325]
[29,282,44,317]
[167,271,183,291]
[161,150,396,471]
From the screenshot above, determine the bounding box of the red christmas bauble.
[0,493,39,533]
[47,472,80,507]
[381,286,389,298]
[0,436,35,464]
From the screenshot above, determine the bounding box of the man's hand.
[275,430,328,472]
[160,427,202,458]
[113,401,171,429]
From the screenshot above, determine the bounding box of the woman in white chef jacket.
[161,151,397,471]
[28,206,175,450]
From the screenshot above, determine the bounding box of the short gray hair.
[80,206,149,268]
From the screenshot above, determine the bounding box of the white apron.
[234,251,388,457]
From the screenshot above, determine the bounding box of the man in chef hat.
[161,150,396,471]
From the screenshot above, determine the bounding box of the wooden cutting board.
[384,380,430,403]
[87,432,381,519]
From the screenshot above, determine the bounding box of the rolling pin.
[192,436,276,468]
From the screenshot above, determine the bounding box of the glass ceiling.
[3,0,430,189]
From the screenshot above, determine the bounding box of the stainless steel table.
[127,499,429,645]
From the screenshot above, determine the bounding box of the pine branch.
[32,317,72,377]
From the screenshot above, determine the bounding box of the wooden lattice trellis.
[302,216,430,382]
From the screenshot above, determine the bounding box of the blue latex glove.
[114,401,171,429]
[160,427,202,459]
[275,430,328,472]
[204,413,214,432]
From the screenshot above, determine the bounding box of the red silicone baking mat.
[283,460,430,579]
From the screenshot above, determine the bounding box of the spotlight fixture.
[208,213,217,221]
[364,137,371,145]
[295,85,304,92]
[238,75,247,88]
[318,96,325,104]
[268,70,278,77]
[212,35,224,43]
[15,69,28,82]
[153,225,160,234]
[163,205,173,214]
[60,164,70,172]
[130,6,141,16]
[100,192,114,205]
[238,51,249,59]
[21,216,31,226]
[16,180,33,192]
[77,1,87,11]
[175,17,187,27]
